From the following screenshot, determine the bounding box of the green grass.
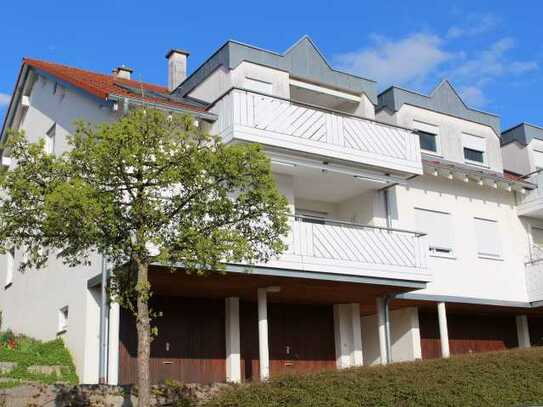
[205,347,543,407]
[0,331,78,388]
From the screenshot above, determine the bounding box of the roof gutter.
[107,94,217,122]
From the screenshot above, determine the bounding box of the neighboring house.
[0,36,541,384]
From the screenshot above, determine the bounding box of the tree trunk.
[135,255,152,407]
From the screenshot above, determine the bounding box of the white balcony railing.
[209,88,423,175]
[525,245,543,302]
[517,170,543,218]
[264,216,430,283]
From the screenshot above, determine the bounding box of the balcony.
[525,246,543,302]
[517,171,543,219]
[262,216,430,284]
[209,88,423,176]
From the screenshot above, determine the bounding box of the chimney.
[112,65,133,80]
[166,49,189,92]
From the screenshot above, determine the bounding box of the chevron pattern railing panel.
[288,218,427,270]
[228,89,420,164]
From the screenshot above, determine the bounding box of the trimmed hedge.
[205,347,543,407]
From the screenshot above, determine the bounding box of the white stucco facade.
[1,37,542,384]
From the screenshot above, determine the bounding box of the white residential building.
[0,36,541,384]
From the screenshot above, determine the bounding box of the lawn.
[0,330,78,388]
[205,347,543,407]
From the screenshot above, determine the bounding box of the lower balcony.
[262,216,430,284]
[526,250,543,302]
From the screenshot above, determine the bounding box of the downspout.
[384,294,393,364]
[98,254,108,384]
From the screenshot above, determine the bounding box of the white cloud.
[335,24,539,109]
[447,13,500,39]
[450,38,538,84]
[459,86,488,108]
[0,93,10,108]
[335,33,451,87]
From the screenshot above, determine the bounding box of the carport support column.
[516,315,531,348]
[225,297,241,383]
[333,304,364,369]
[376,297,389,365]
[257,288,270,381]
[437,302,450,358]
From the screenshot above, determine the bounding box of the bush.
[205,347,543,407]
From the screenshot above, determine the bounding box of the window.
[462,133,486,164]
[45,124,56,155]
[416,130,438,153]
[474,217,501,259]
[245,77,273,94]
[295,208,327,225]
[58,306,69,333]
[4,248,14,288]
[415,208,454,257]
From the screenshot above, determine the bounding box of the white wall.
[0,73,116,383]
[391,175,529,302]
[501,141,531,176]
[361,307,421,365]
[377,105,503,173]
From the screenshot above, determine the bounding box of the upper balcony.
[209,88,423,176]
[260,215,430,285]
[516,171,543,219]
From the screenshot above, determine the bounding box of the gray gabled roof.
[172,36,378,104]
[501,123,543,146]
[378,80,501,135]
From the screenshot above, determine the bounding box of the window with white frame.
[5,248,15,288]
[45,123,56,155]
[58,306,69,333]
[462,133,486,164]
[415,208,454,257]
[413,120,440,154]
[474,217,501,259]
[244,77,273,94]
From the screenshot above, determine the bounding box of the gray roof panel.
[173,36,378,104]
[501,123,543,146]
[378,80,501,135]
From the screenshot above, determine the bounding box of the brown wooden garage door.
[240,302,336,381]
[528,316,543,346]
[419,312,518,359]
[119,297,226,385]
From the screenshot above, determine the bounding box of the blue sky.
[1,0,541,130]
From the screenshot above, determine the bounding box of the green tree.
[0,109,289,406]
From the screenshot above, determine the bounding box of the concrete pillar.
[350,304,364,366]
[437,302,450,358]
[257,288,270,381]
[516,315,531,348]
[334,304,364,369]
[376,297,388,365]
[225,297,242,383]
[107,302,120,385]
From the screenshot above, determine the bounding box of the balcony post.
[437,302,450,358]
[257,288,270,381]
[516,315,531,348]
[225,297,242,383]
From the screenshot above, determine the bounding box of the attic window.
[416,130,437,153]
[462,133,486,165]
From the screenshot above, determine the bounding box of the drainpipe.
[384,189,392,228]
[98,254,108,384]
[384,295,393,364]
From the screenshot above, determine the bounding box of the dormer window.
[416,130,438,153]
[462,133,486,165]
